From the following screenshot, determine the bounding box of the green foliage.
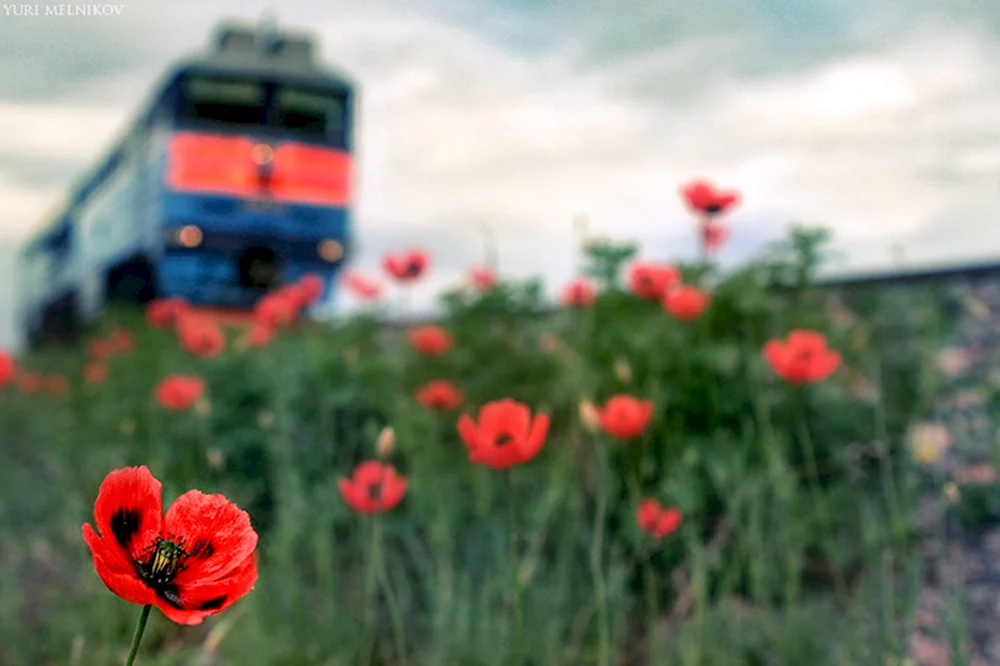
[0,225,953,664]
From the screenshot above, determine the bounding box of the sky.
[1,0,999,349]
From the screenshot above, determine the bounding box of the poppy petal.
[92,466,163,564]
[354,461,387,487]
[520,413,550,462]
[655,508,683,537]
[809,351,841,382]
[380,474,407,511]
[456,414,481,452]
[155,552,258,625]
[164,491,257,585]
[636,500,660,533]
[339,478,377,513]
[763,340,789,376]
[82,524,157,605]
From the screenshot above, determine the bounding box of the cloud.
[2,1,1000,350]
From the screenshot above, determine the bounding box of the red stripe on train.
[165,132,352,206]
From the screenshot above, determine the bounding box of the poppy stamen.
[366,482,382,501]
[494,433,514,447]
[138,537,189,586]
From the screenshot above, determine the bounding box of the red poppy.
[469,267,497,291]
[596,395,653,439]
[82,466,258,625]
[764,330,841,384]
[407,325,453,356]
[254,293,299,330]
[155,375,205,411]
[701,222,729,253]
[339,461,408,514]
[177,318,226,358]
[0,351,16,389]
[298,273,325,306]
[457,398,550,469]
[86,362,109,385]
[663,285,711,320]
[17,373,42,394]
[636,499,683,539]
[146,298,190,329]
[111,329,136,354]
[245,324,276,349]
[628,263,679,299]
[383,249,430,282]
[415,380,464,410]
[342,271,383,302]
[680,179,741,217]
[561,278,596,307]
[278,284,310,312]
[88,339,114,359]
[46,375,69,395]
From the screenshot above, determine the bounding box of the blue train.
[17,20,354,345]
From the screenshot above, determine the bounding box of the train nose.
[238,245,280,290]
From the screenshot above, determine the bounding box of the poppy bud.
[614,358,632,384]
[194,398,212,417]
[257,411,275,429]
[578,399,601,434]
[376,426,396,459]
[207,448,225,471]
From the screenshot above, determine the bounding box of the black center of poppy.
[134,536,226,611]
[494,433,514,447]
[704,203,722,214]
[138,538,188,587]
[404,261,421,277]
[640,275,652,286]
[366,481,383,501]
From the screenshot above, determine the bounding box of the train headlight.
[167,225,203,248]
[251,144,274,165]
[178,225,204,248]
[318,239,344,262]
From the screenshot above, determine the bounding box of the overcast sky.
[1,0,999,350]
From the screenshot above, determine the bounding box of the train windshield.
[273,86,347,144]
[180,76,265,127]
[177,75,348,145]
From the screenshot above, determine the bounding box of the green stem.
[871,357,904,544]
[360,517,378,665]
[373,515,408,666]
[124,604,151,666]
[591,436,611,666]
[794,390,848,600]
[628,472,661,661]
[507,470,524,666]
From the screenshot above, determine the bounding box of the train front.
[157,41,353,308]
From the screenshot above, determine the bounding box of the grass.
[0,228,973,665]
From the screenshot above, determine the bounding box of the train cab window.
[272,86,346,144]
[179,76,265,127]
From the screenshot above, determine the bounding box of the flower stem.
[794,390,848,600]
[590,437,611,666]
[373,514,408,666]
[507,470,524,666]
[124,604,151,666]
[360,517,378,665]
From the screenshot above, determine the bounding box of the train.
[16,20,355,345]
